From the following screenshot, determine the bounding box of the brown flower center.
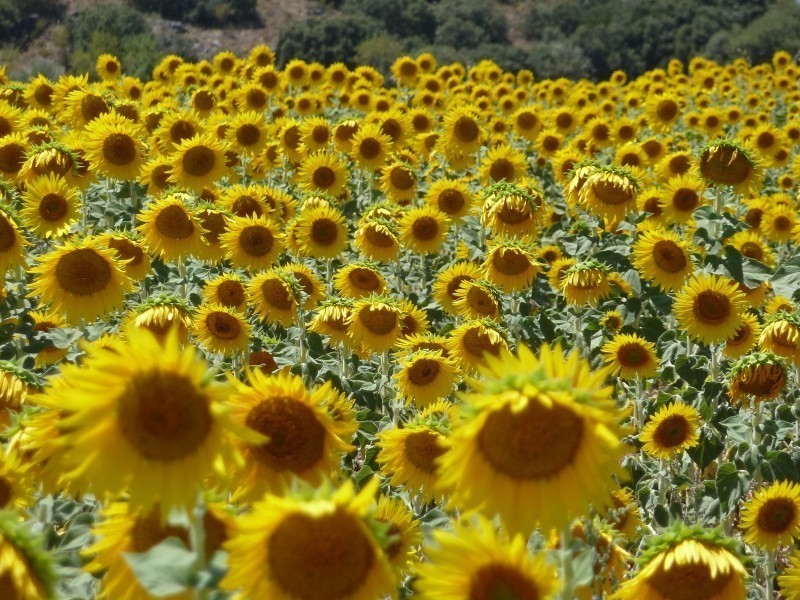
[236,124,261,147]
[239,225,274,257]
[653,414,689,448]
[217,279,245,307]
[411,216,438,241]
[693,290,731,324]
[408,358,440,386]
[404,430,445,474]
[756,497,797,534]
[103,133,137,166]
[469,563,541,600]
[117,371,213,461]
[311,218,338,246]
[182,146,216,177]
[358,306,398,335]
[206,311,241,340]
[246,398,325,472]
[55,248,112,296]
[39,192,68,221]
[652,240,687,273]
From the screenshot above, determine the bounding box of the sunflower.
[740,480,800,551]
[334,262,386,299]
[728,352,787,404]
[354,220,400,262]
[226,110,268,156]
[220,481,395,600]
[483,238,540,292]
[27,238,131,324]
[723,312,761,359]
[137,194,206,261]
[280,263,326,310]
[398,205,450,254]
[308,297,354,347]
[672,273,747,345]
[644,93,681,131]
[453,279,502,321]
[219,215,283,271]
[416,517,557,599]
[0,207,28,273]
[377,422,449,503]
[84,503,193,600]
[294,203,349,259]
[762,205,797,243]
[375,495,422,575]
[608,487,644,539]
[248,269,298,328]
[349,123,393,170]
[656,150,694,181]
[19,174,80,238]
[347,296,404,353]
[758,314,800,365]
[432,261,481,314]
[659,173,706,224]
[95,233,150,283]
[83,111,145,181]
[139,154,173,195]
[424,178,473,221]
[380,161,417,203]
[125,299,193,343]
[612,525,746,600]
[0,133,28,181]
[168,134,229,191]
[561,260,613,307]
[438,343,628,534]
[296,152,348,197]
[631,228,694,291]
[226,370,352,500]
[32,328,235,512]
[765,296,796,316]
[0,511,56,600]
[725,230,775,266]
[193,303,251,355]
[698,139,763,195]
[579,166,639,225]
[602,333,660,379]
[28,310,68,366]
[395,349,459,408]
[479,143,528,185]
[639,402,701,460]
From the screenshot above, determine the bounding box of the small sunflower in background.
[740,480,800,551]
[639,402,701,459]
[561,260,613,307]
[192,303,250,356]
[395,348,459,408]
[125,297,193,343]
[248,269,298,328]
[294,203,349,259]
[138,194,206,262]
[297,151,348,197]
[347,295,404,353]
[631,228,694,291]
[398,205,450,254]
[220,215,284,271]
[19,174,80,238]
[375,495,422,577]
[483,238,541,292]
[168,133,229,190]
[602,333,660,379]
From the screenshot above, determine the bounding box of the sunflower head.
[729,351,787,404]
[0,511,57,599]
[698,139,763,194]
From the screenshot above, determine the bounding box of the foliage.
[127,0,259,27]
[276,14,382,67]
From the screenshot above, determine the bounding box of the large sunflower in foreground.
[672,273,747,345]
[31,328,236,512]
[438,343,629,535]
[740,480,800,551]
[226,370,352,501]
[27,238,132,324]
[220,480,395,600]
[415,517,559,600]
[611,525,746,600]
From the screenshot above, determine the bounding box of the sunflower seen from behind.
[438,343,628,535]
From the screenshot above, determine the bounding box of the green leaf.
[715,462,750,513]
[771,252,800,299]
[763,451,800,483]
[687,433,725,469]
[124,537,196,596]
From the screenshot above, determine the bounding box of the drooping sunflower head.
[561,260,613,307]
[354,218,400,262]
[615,524,746,600]
[308,296,355,347]
[433,260,483,314]
[729,351,788,404]
[579,165,640,226]
[483,237,541,293]
[125,296,193,343]
[698,139,763,195]
[438,343,629,534]
[248,269,299,328]
[482,181,541,238]
[453,279,502,321]
[723,312,761,359]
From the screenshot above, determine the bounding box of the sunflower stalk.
[764,549,776,600]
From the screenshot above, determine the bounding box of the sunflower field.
[1,45,800,599]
